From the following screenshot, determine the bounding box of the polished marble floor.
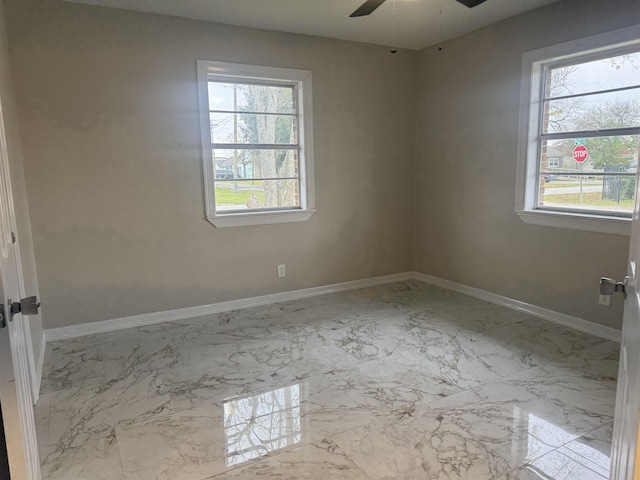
[35,280,619,479]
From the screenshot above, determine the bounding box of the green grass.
[215,186,266,206]
[542,191,634,209]
[543,182,584,189]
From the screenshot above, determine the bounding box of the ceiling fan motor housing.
[456,0,488,7]
[350,0,488,18]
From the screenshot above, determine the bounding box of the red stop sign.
[573,145,588,163]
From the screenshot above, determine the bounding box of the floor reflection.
[522,412,610,480]
[224,384,303,465]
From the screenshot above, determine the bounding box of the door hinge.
[11,232,15,244]
[0,304,4,328]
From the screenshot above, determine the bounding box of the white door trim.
[0,87,41,479]
[609,167,640,479]
[4,314,41,478]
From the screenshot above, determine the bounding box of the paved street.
[544,185,602,195]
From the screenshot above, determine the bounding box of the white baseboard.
[34,331,46,401]
[44,270,622,344]
[412,272,622,343]
[45,272,415,341]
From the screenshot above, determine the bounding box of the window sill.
[207,209,315,228]
[516,210,631,236]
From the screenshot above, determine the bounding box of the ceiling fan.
[350,0,487,17]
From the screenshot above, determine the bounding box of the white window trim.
[515,25,640,237]
[197,60,315,228]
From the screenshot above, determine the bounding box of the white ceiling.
[64,0,563,50]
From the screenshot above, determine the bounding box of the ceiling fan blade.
[455,0,488,7]
[350,0,387,17]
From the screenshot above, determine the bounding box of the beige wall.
[4,0,637,333]
[0,2,42,374]
[4,0,417,329]
[415,0,640,330]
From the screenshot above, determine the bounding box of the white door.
[610,177,640,479]
[0,98,40,477]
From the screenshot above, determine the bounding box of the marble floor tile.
[331,385,606,480]
[395,313,607,391]
[40,326,193,395]
[394,325,510,389]
[564,422,613,461]
[205,440,373,479]
[177,281,420,334]
[44,370,188,448]
[40,337,108,392]
[326,352,463,411]
[453,319,607,371]
[331,340,617,480]
[411,299,540,335]
[229,378,378,452]
[157,330,409,401]
[378,282,477,314]
[223,352,463,453]
[116,405,268,480]
[331,419,513,479]
[500,421,613,480]
[36,281,620,480]
[40,427,124,480]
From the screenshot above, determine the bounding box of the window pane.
[548,51,640,98]
[213,149,299,181]
[215,179,300,212]
[207,82,235,111]
[538,174,636,215]
[540,135,639,174]
[210,113,297,145]
[208,82,295,114]
[543,89,640,134]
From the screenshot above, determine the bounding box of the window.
[516,26,640,235]
[197,61,315,228]
[547,157,560,169]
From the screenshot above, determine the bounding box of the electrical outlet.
[599,294,611,306]
[277,264,286,278]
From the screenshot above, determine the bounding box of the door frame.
[0,16,41,475]
[609,161,640,479]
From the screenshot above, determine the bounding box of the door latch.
[600,277,628,297]
[7,296,41,322]
[0,296,41,328]
[10,296,41,316]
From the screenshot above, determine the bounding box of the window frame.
[197,60,315,228]
[515,25,640,236]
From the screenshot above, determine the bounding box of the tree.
[576,99,640,169]
[238,85,297,207]
[545,65,584,134]
[543,55,640,170]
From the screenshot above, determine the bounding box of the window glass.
[210,112,297,145]
[536,49,640,217]
[548,52,640,97]
[208,81,301,213]
[208,83,295,114]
